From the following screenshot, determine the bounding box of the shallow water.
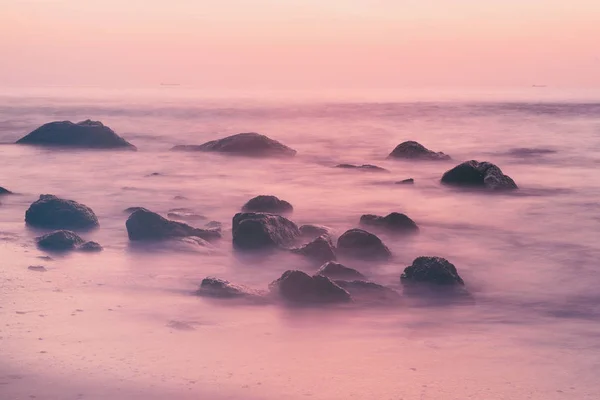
[1,88,600,399]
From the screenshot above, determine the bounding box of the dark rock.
[316,261,365,280]
[360,212,419,234]
[441,160,518,190]
[335,280,401,303]
[173,195,187,200]
[269,270,351,304]
[242,195,293,214]
[195,277,264,300]
[126,208,221,242]
[26,195,99,230]
[337,229,391,261]
[78,241,103,252]
[291,235,336,264]
[172,132,296,158]
[299,224,332,239]
[124,206,146,214]
[205,221,222,229]
[16,120,136,149]
[396,178,414,185]
[147,172,161,177]
[28,265,47,272]
[506,147,556,157]
[36,230,84,251]
[232,212,300,250]
[401,256,464,286]
[388,141,450,161]
[335,164,389,172]
[0,186,12,195]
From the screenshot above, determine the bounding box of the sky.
[1,0,599,91]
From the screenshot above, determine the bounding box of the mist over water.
[1,88,599,399]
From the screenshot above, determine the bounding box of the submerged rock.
[396,178,414,185]
[0,186,12,195]
[401,256,464,286]
[242,195,293,214]
[205,221,222,229]
[16,120,136,149]
[25,195,99,230]
[292,235,336,264]
[335,164,389,172]
[35,230,101,252]
[28,265,47,272]
[124,206,146,214]
[232,212,300,250]
[441,160,518,190]
[269,270,351,304]
[299,224,332,239]
[195,277,264,300]
[172,132,297,158]
[360,212,419,234]
[316,261,365,280]
[337,229,391,261]
[166,208,207,222]
[335,280,401,303]
[126,208,221,242]
[506,147,557,157]
[388,141,450,161]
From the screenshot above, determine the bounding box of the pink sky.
[1,0,599,90]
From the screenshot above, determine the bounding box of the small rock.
[441,160,517,190]
[337,229,391,261]
[36,230,84,251]
[78,241,103,252]
[0,186,13,195]
[172,132,297,158]
[25,194,99,230]
[291,235,336,264]
[28,265,47,272]
[360,212,419,234]
[195,277,264,300]
[335,164,389,172]
[299,224,332,239]
[401,256,464,286]
[335,280,401,303]
[269,270,351,304]
[316,261,365,280]
[232,212,300,250]
[126,208,220,242]
[396,178,414,185]
[388,141,450,161]
[242,195,293,214]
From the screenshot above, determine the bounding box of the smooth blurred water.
[1,87,599,399]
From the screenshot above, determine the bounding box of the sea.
[1,86,599,399]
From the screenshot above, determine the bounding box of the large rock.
[242,195,293,214]
[441,160,517,190]
[360,212,419,234]
[172,132,296,158]
[25,194,99,230]
[195,277,264,300]
[337,229,391,261]
[232,212,300,250]
[291,235,336,264]
[36,230,101,252]
[0,186,12,195]
[316,261,365,280]
[335,280,401,304]
[269,270,351,304]
[126,208,221,241]
[401,256,464,286]
[16,120,135,149]
[388,141,450,161]
[335,164,389,172]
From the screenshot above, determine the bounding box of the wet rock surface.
[36,230,101,252]
[269,270,351,304]
[316,261,365,280]
[26,195,99,230]
[441,160,518,190]
[360,212,419,234]
[232,212,300,250]
[388,141,450,161]
[335,164,389,172]
[337,229,391,260]
[291,235,336,264]
[401,256,465,286]
[241,195,293,214]
[172,132,297,158]
[126,208,221,242]
[195,277,265,300]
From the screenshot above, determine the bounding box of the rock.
[78,241,103,252]
[388,141,450,161]
[36,230,84,251]
[299,224,332,239]
[166,208,207,222]
[26,195,99,230]
[124,206,146,214]
[28,265,47,272]
[360,212,419,234]
[195,277,264,300]
[269,270,351,304]
[205,221,222,229]
[401,256,464,286]
[316,261,365,280]
[241,195,293,214]
[172,132,296,158]
[0,186,12,195]
[173,195,187,200]
[506,147,556,157]
[232,212,300,250]
[441,160,518,190]
[147,172,161,177]
[337,229,391,261]
[396,178,414,185]
[335,164,389,172]
[335,280,401,303]
[16,120,136,149]
[126,208,221,242]
[291,235,336,264]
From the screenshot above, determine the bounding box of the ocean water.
[1,87,599,399]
